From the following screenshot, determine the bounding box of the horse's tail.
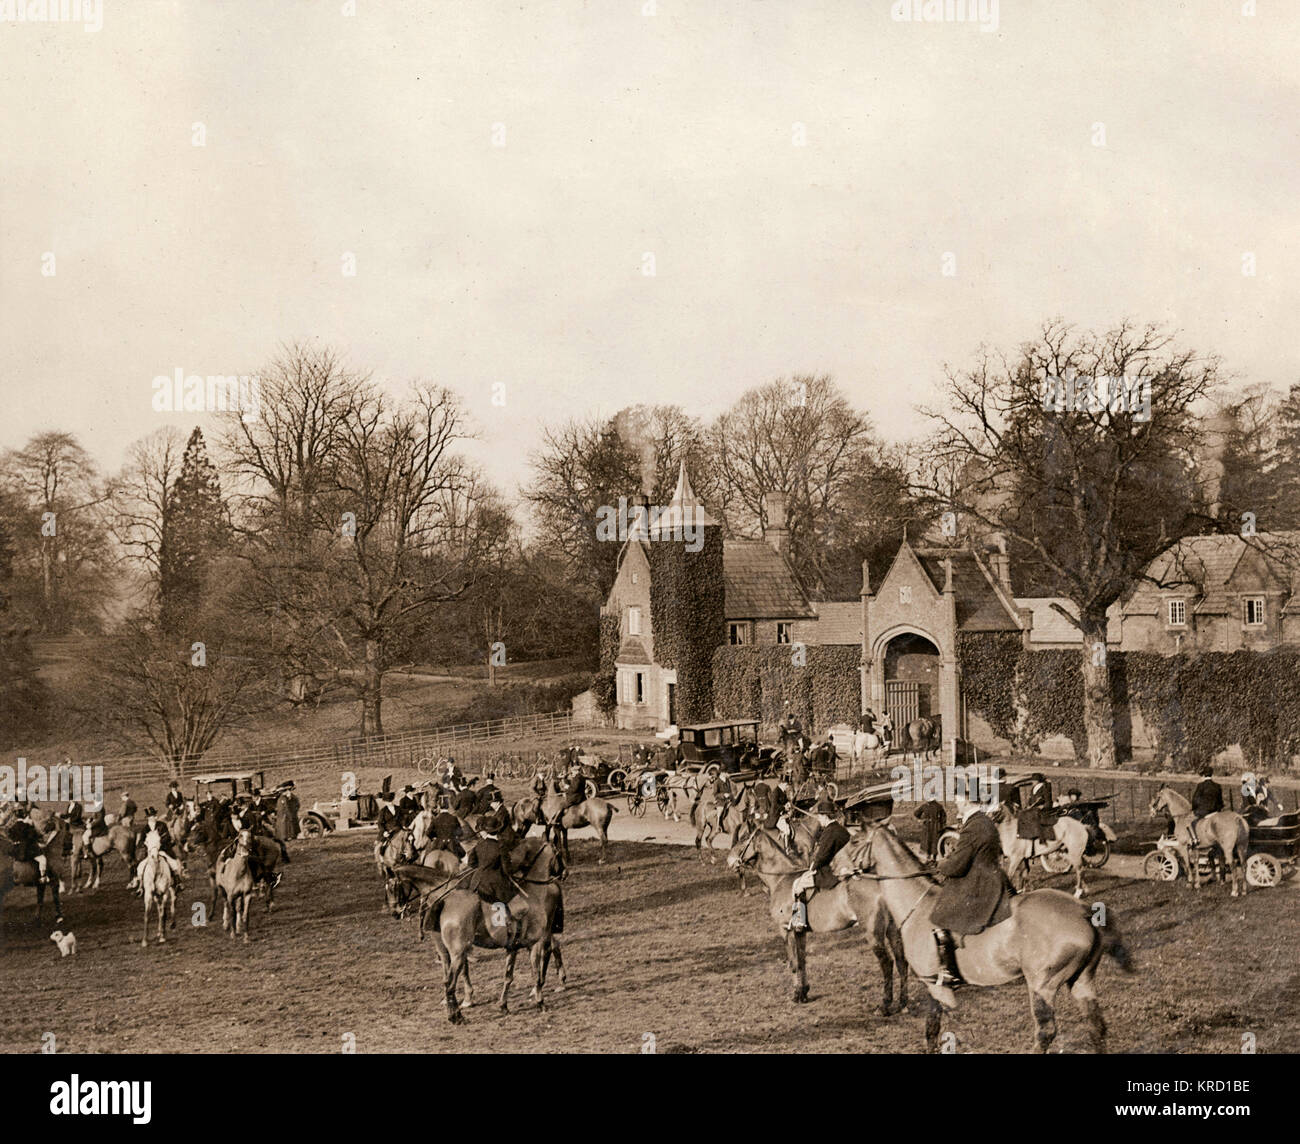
[1097,913,1137,974]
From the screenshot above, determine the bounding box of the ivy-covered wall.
[649,527,724,724]
[956,633,1300,768]
[594,613,620,714]
[712,644,862,730]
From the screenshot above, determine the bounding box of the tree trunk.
[360,638,384,737]
[1079,611,1116,769]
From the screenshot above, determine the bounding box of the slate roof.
[1121,533,1300,616]
[723,540,816,620]
[912,547,1022,631]
[808,601,862,644]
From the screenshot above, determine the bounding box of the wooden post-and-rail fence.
[47,710,577,791]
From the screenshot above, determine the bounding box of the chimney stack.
[987,532,1013,593]
[763,493,789,554]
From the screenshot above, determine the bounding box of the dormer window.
[1167,599,1186,627]
[1244,597,1266,627]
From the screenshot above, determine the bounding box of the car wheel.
[301,816,326,839]
[1246,852,1282,888]
[1143,850,1179,882]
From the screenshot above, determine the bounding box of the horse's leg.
[436,935,465,1024]
[529,941,546,1007]
[550,939,567,989]
[1070,966,1107,1053]
[889,921,909,1012]
[499,947,519,1012]
[1029,987,1058,1054]
[871,934,895,1017]
[923,991,943,1053]
[240,891,251,943]
[792,929,809,1003]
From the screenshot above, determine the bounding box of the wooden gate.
[886,681,922,732]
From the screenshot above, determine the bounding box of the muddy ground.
[2,818,1296,1054]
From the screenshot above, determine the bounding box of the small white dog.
[49,930,77,958]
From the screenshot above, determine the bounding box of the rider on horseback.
[7,803,50,883]
[787,797,849,931]
[1187,766,1223,847]
[136,807,185,890]
[930,796,1013,987]
[466,808,525,947]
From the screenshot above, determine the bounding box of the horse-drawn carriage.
[1144,807,1300,888]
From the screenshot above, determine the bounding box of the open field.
[2,821,1297,1054]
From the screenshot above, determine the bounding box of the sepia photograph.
[0,0,1296,1108]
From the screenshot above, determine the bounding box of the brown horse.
[849,823,1134,1053]
[383,846,463,925]
[422,839,567,1023]
[694,785,756,861]
[727,827,909,1014]
[137,833,177,947]
[540,791,617,864]
[1149,786,1250,895]
[1,818,66,930]
[70,820,137,892]
[903,716,940,760]
[214,829,256,943]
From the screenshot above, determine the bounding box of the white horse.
[853,730,882,763]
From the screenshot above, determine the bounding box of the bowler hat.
[814,796,837,816]
[481,808,508,834]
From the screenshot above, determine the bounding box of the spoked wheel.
[1083,838,1111,868]
[1246,852,1282,888]
[629,793,646,817]
[300,816,326,839]
[416,756,436,775]
[607,769,627,791]
[1144,850,1180,882]
[656,788,670,815]
[1039,849,1072,875]
[936,828,959,860]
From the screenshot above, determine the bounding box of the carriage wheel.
[300,816,326,839]
[1246,852,1282,888]
[1082,838,1111,868]
[1039,850,1072,875]
[936,829,959,860]
[1144,850,1179,882]
[629,793,646,817]
[607,769,627,791]
[656,788,670,814]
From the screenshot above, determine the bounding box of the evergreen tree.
[159,428,228,632]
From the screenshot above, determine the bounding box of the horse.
[183,805,236,914]
[660,770,706,820]
[853,730,882,763]
[137,831,177,947]
[903,716,940,760]
[214,829,257,942]
[539,790,617,864]
[70,820,137,892]
[421,839,567,1023]
[375,827,417,881]
[383,846,465,931]
[693,785,756,861]
[850,822,1134,1053]
[726,826,909,1014]
[0,817,67,929]
[510,795,544,836]
[1149,786,1250,895]
[995,805,1092,899]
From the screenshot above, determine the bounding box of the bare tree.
[913,319,1222,767]
[111,427,187,584]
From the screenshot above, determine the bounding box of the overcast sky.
[2,0,1297,498]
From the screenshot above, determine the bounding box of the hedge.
[712,644,862,731]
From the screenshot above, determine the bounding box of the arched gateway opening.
[883,631,941,732]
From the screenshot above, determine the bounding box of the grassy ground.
[2,822,1295,1054]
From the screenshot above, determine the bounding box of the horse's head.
[236,828,254,855]
[1148,786,1170,818]
[726,825,765,871]
[383,875,413,918]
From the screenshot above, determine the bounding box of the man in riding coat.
[1187,766,1224,846]
[83,801,107,851]
[466,808,524,946]
[429,805,465,858]
[452,782,478,819]
[7,803,50,883]
[135,807,184,890]
[531,768,550,800]
[474,775,502,816]
[787,797,850,931]
[62,800,84,856]
[930,797,1013,987]
[120,791,138,826]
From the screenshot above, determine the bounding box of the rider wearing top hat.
[7,803,50,883]
[466,808,524,946]
[136,807,185,889]
[787,797,850,931]
[376,791,402,841]
[165,780,185,817]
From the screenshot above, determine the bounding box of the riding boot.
[933,929,960,986]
